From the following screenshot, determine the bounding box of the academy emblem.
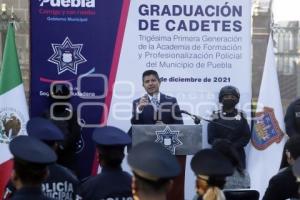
[155,126,182,154]
[0,107,27,144]
[48,37,87,75]
[251,107,284,150]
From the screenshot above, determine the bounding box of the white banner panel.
[108,1,251,199]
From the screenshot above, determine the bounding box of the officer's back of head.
[93,126,131,169]
[128,141,180,200]
[26,117,64,151]
[191,149,233,200]
[9,135,57,188]
[285,135,300,164]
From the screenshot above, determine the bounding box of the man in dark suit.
[130,70,184,200]
[131,70,183,125]
[263,136,300,200]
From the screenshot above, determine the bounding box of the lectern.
[131,125,202,155]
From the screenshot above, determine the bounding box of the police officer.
[4,117,81,200]
[127,141,180,200]
[191,149,234,200]
[285,98,300,136]
[9,135,57,200]
[280,98,300,169]
[80,126,132,200]
[44,82,81,174]
[263,136,300,200]
[292,157,300,198]
[207,85,251,168]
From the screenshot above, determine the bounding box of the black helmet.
[218,85,240,103]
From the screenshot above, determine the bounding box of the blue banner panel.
[30,0,125,178]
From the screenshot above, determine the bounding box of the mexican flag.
[0,24,29,197]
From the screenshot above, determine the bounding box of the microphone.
[179,110,235,130]
[180,110,201,124]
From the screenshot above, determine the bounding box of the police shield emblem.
[155,126,183,154]
[251,107,284,150]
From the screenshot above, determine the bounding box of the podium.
[131,125,202,155]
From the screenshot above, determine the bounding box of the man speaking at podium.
[130,70,184,200]
[131,70,183,125]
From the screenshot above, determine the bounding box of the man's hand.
[137,95,149,111]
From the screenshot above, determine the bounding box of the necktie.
[151,96,159,110]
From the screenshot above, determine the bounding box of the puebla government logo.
[48,37,87,75]
[251,107,284,150]
[0,108,27,144]
[155,126,182,154]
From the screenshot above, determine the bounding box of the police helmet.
[218,85,240,103]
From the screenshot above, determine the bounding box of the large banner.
[108,0,251,129]
[30,0,128,178]
[107,1,251,199]
[30,0,251,199]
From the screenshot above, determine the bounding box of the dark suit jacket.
[131,93,183,125]
[262,166,299,200]
[130,93,184,200]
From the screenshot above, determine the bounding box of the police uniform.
[191,149,234,200]
[4,118,81,200]
[293,157,300,198]
[263,166,298,200]
[281,99,300,169]
[9,135,57,200]
[285,98,300,136]
[292,157,300,178]
[208,86,251,168]
[5,164,81,200]
[263,136,300,200]
[80,126,132,200]
[44,83,81,174]
[127,141,180,200]
[42,163,80,200]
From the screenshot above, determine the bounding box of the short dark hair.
[14,158,48,185]
[97,145,125,168]
[285,135,300,160]
[142,70,160,82]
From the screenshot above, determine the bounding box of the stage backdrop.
[107,1,251,199]
[30,0,127,178]
[30,0,251,199]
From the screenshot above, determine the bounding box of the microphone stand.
[180,110,235,131]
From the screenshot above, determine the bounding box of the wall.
[0,0,29,99]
